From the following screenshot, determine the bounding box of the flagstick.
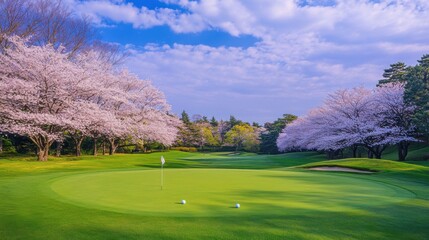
[160,156,165,190]
[161,163,163,190]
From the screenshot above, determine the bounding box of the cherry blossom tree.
[0,36,180,160]
[99,70,180,154]
[373,83,417,161]
[323,87,387,158]
[277,107,348,158]
[0,36,94,160]
[277,85,418,160]
[69,51,179,156]
[65,102,118,156]
[63,51,123,156]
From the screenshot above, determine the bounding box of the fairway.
[50,169,414,217]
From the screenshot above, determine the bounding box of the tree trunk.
[403,143,409,160]
[74,137,84,157]
[108,138,117,155]
[38,149,44,161]
[366,145,386,159]
[37,145,50,161]
[55,141,62,157]
[397,141,409,161]
[326,150,343,159]
[0,137,3,153]
[102,140,106,155]
[30,136,54,161]
[93,138,97,156]
[369,145,386,159]
[352,145,358,158]
[76,143,81,156]
[235,141,243,152]
[326,150,334,160]
[141,140,146,153]
[109,144,113,155]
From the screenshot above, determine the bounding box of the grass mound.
[300,158,429,199]
[299,158,429,173]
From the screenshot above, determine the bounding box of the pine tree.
[377,62,408,86]
[210,116,218,127]
[181,110,191,125]
[405,54,429,142]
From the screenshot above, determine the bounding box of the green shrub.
[1,137,16,153]
[171,147,198,152]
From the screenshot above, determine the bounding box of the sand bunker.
[309,166,375,174]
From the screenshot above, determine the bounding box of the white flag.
[161,156,165,165]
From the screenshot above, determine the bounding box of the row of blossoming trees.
[0,36,180,161]
[276,84,417,161]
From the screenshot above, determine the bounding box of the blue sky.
[69,0,429,123]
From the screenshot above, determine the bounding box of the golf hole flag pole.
[161,156,165,190]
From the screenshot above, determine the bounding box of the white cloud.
[71,0,429,42]
[68,0,429,122]
[125,38,388,122]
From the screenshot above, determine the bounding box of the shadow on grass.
[48,203,429,240]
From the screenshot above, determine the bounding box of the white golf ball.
[181,200,186,205]
[235,203,240,208]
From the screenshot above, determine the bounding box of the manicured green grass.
[1,151,429,239]
[0,151,325,176]
[50,169,412,217]
[300,157,429,173]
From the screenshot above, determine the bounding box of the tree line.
[173,111,297,153]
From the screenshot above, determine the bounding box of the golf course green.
[50,169,414,216]
[1,151,429,239]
